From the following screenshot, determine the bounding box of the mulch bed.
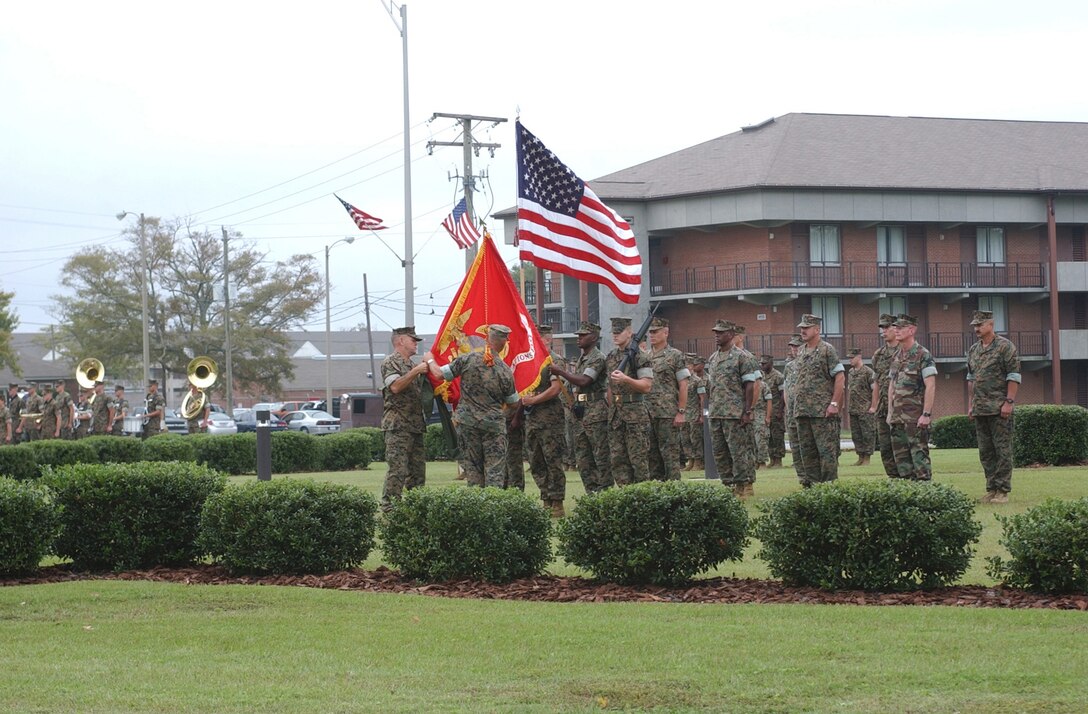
[4,564,1087,610]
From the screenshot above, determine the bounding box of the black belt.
[576,393,603,403]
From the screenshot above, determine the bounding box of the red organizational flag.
[428,232,550,408]
[515,121,642,304]
[335,194,387,231]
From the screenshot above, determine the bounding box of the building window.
[810,225,840,265]
[877,226,906,264]
[878,296,907,318]
[977,227,1006,265]
[811,296,842,335]
[978,296,1008,332]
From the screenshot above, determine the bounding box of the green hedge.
[556,481,749,586]
[79,435,146,464]
[0,445,38,481]
[0,477,61,575]
[270,430,318,473]
[191,433,257,475]
[199,479,378,574]
[931,415,976,449]
[987,498,1088,593]
[358,427,385,461]
[317,430,371,471]
[754,480,982,591]
[1012,405,1088,466]
[424,423,457,461]
[141,433,197,463]
[380,486,552,582]
[43,461,226,571]
[25,439,97,476]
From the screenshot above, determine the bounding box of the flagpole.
[386,1,413,325]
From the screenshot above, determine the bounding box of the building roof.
[585,113,1088,202]
[0,333,70,386]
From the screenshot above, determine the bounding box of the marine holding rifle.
[550,321,612,493]
[604,316,654,487]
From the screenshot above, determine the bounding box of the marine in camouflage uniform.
[89,382,115,436]
[184,385,210,435]
[706,320,761,496]
[428,325,520,488]
[869,314,900,477]
[682,355,707,470]
[846,348,877,464]
[966,310,1021,503]
[551,322,613,493]
[381,326,429,511]
[645,317,690,481]
[504,408,526,491]
[21,385,44,442]
[0,398,10,444]
[6,384,21,444]
[887,314,937,481]
[143,380,167,439]
[793,314,845,486]
[759,356,786,467]
[110,386,129,436]
[53,381,75,440]
[39,388,58,441]
[782,336,805,481]
[523,325,568,516]
[605,317,654,487]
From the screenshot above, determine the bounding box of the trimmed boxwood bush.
[424,423,456,461]
[270,430,318,473]
[199,479,378,574]
[0,444,38,481]
[80,435,146,464]
[42,461,226,571]
[191,433,257,475]
[754,480,982,591]
[987,498,1088,593]
[0,477,61,575]
[317,430,372,471]
[381,486,551,583]
[931,415,976,449]
[25,439,97,475]
[358,427,385,461]
[557,481,749,586]
[141,433,196,463]
[1012,405,1088,466]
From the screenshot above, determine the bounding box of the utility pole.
[385,1,414,325]
[221,227,234,413]
[363,274,379,394]
[427,113,507,269]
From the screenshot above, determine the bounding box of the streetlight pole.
[117,211,151,387]
[325,237,355,413]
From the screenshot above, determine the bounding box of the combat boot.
[742,482,755,499]
[979,491,995,504]
[860,455,870,466]
[550,499,566,518]
[852,455,864,466]
[683,459,694,472]
[769,458,782,469]
[990,491,1009,504]
[693,460,704,471]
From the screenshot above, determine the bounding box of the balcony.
[651,261,1047,298]
[522,279,563,305]
[683,331,1050,362]
[543,307,599,335]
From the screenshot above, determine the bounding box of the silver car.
[282,410,341,435]
[206,411,238,436]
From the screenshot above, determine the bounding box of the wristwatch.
[922,411,932,417]
[829,401,839,407]
[1005,398,1015,404]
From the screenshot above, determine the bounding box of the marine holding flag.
[424,234,551,488]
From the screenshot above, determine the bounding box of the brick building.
[500,113,1088,415]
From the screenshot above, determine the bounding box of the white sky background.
[4,0,1088,338]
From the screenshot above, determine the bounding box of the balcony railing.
[684,331,1050,361]
[521,279,563,305]
[651,261,1047,297]
[543,307,599,334]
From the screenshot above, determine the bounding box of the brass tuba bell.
[76,358,105,390]
[181,356,218,420]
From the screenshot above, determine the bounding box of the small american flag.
[335,195,387,232]
[441,198,481,249]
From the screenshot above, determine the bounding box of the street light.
[116,211,151,387]
[325,237,356,414]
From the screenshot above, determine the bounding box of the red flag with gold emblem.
[429,232,550,407]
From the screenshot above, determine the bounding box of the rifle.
[615,302,661,375]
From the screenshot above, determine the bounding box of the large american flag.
[440,198,481,249]
[335,195,387,232]
[515,122,641,304]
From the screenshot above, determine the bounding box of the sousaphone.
[77,358,104,405]
[181,356,218,420]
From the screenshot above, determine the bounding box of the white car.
[206,411,238,436]
[282,410,341,435]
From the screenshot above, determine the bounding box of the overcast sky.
[4,0,1088,338]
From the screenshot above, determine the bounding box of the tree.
[0,290,20,375]
[49,217,323,395]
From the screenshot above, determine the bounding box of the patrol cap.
[894,314,918,327]
[610,317,632,334]
[788,334,803,347]
[574,321,601,335]
[7,383,16,390]
[43,385,54,395]
[488,324,512,337]
[536,323,554,336]
[970,310,993,326]
[847,348,862,357]
[115,384,125,391]
[797,314,822,328]
[734,325,746,335]
[878,313,896,327]
[647,317,669,330]
[148,379,158,386]
[392,326,424,342]
[687,353,705,365]
[711,319,735,333]
[759,354,774,362]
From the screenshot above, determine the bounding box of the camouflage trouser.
[504,420,525,491]
[609,414,651,487]
[381,430,425,510]
[686,420,704,464]
[526,421,567,501]
[709,418,756,485]
[648,417,682,481]
[564,412,577,468]
[461,424,508,488]
[574,419,613,493]
[849,412,877,456]
[787,417,804,480]
[975,414,1014,493]
[796,416,840,485]
[875,415,898,477]
[889,421,931,481]
[754,417,769,464]
[768,417,786,459]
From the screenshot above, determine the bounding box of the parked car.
[282,410,341,435]
[205,411,238,435]
[232,408,288,433]
[251,402,285,416]
[273,401,312,418]
[164,410,188,435]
